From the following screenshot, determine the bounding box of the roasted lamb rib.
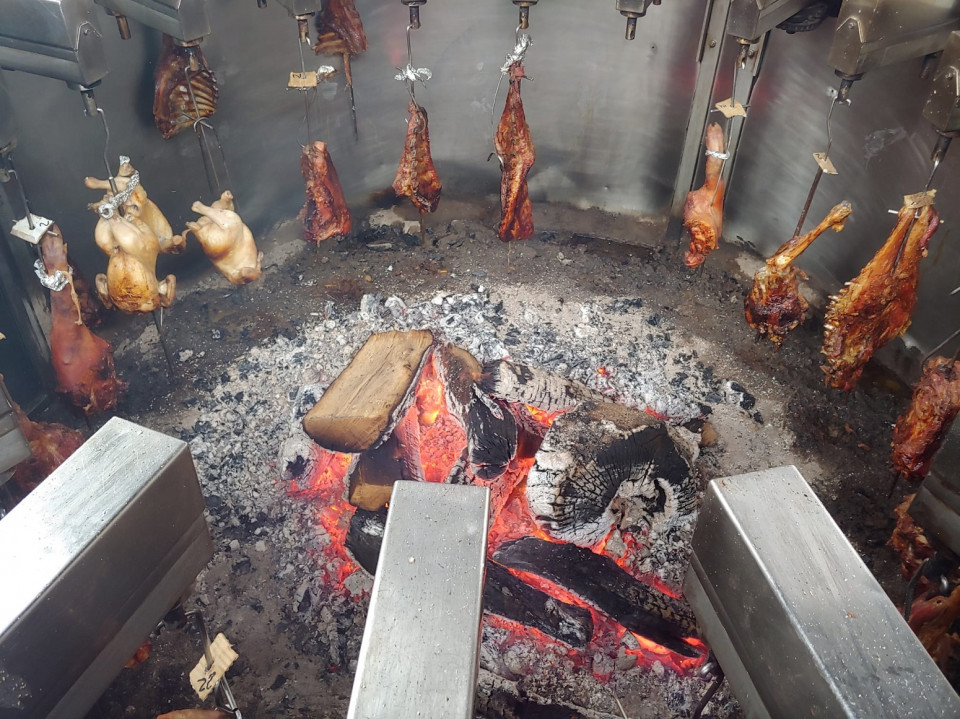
[683,122,725,269]
[153,35,219,140]
[744,201,852,347]
[891,356,960,482]
[393,102,441,215]
[822,202,940,391]
[300,141,351,243]
[495,62,535,242]
[313,0,368,56]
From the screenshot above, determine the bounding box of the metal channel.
[348,481,490,719]
[684,465,960,718]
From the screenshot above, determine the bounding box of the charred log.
[467,393,518,481]
[527,401,693,546]
[480,360,605,413]
[346,509,593,647]
[346,408,425,511]
[494,537,699,657]
[435,343,483,426]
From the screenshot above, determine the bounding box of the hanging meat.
[908,585,960,673]
[313,0,368,56]
[93,203,177,313]
[683,122,726,269]
[393,102,442,215]
[8,390,85,495]
[40,227,126,414]
[180,190,262,285]
[744,201,852,347]
[153,34,219,140]
[495,62,535,242]
[300,141,352,243]
[891,356,960,482]
[822,202,940,391]
[889,495,935,581]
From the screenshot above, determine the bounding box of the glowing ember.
[417,355,466,483]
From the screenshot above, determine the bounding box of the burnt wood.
[494,537,700,657]
[467,393,518,480]
[436,343,483,425]
[302,329,435,453]
[527,401,693,546]
[346,510,594,648]
[480,360,606,412]
[346,409,425,510]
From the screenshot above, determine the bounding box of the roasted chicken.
[908,585,960,673]
[9,391,85,495]
[745,201,852,347]
[495,62,535,242]
[180,190,262,285]
[41,227,126,414]
[683,122,726,269]
[154,34,219,140]
[93,202,176,313]
[313,0,368,56]
[300,141,351,243]
[822,203,940,391]
[393,102,441,215]
[891,356,960,482]
[85,158,178,252]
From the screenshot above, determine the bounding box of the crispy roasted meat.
[41,227,126,414]
[393,102,441,215]
[495,62,535,242]
[299,141,351,243]
[180,190,262,285]
[8,390,85,495]
[889,494,935,581]
[745,201,852,347]
[313,0,367,56]
[153,35,219,140]
[908,585,960,673]
[891,356,960,482]
[822,203,940,391]
[683,122,726,269]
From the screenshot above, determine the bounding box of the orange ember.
[525,404,561,427]
[416,356,446,426]
[417,354,466,482]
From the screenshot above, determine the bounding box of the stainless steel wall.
[2,0,958,354]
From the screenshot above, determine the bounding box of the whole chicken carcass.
[153,34,219,140]
[744,201,852,347]
[495,62,535,242]
[7,387,85,495]
[300,141,351,243]
[822,202,940,391]
[891,355,960,482]
[313,0,368,56]
[84,158,179,253]
[41,227,126,414]
[93,202,176,314]
[683,122,726,269]
[179,190,262,285]
[393,102,442,215]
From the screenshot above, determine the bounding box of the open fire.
[283,328,708,692]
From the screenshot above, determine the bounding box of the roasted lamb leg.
[180,190,262,285]
[300,141,351,243]
[495,62,535,242]
[891,356,960,482]
[41,227,126,415]
[683,122,726,269]
[745,201,852,347]
[393,102,442,215]
[153,34,219,140]
[313,0,368,56]
[822,202,940,391]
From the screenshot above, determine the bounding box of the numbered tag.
[189,634,238,701]
[813,152,838,175]
[904,189,936,209]
[288,71,319,89]
[715,98,746,118]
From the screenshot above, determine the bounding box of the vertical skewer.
[343,52,359,141]
[151,309,176,375]
[793,93,840,238]
[296,19,314,143]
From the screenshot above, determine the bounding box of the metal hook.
[96,108,120,198]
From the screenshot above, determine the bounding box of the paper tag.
[904,189,936,209]
[813,152,838,175]
[189,634,238,700]
[288,71,319,88]
[715,98,746,118]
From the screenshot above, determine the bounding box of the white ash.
[150,286,749,717]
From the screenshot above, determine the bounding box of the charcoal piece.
[484,562,593,648]
[345,510,593,647]
[468,393,518,480]
[527,400,693,546]
[480,360,604,412]
[494,537,699,657]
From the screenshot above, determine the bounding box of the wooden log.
[345,510,594,648]
[527,400,694,546]
[480,360,607,412]
[346,408,425,510]
[494,537,699,657]
[467,393,518,480]
[302,330,435,453]
[436,342,483,426]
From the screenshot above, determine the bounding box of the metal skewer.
[793,92,840,238]
[343,52,358,141]
[151,309,175,374]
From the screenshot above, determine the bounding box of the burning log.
[302,330,435,453]
[467,394,518,481]
[527,400,694,546]
[494,537,699,657]
[345,509,594,648]
[347,408,424,510]
[435,343,483,425]
[481,360,605,413]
